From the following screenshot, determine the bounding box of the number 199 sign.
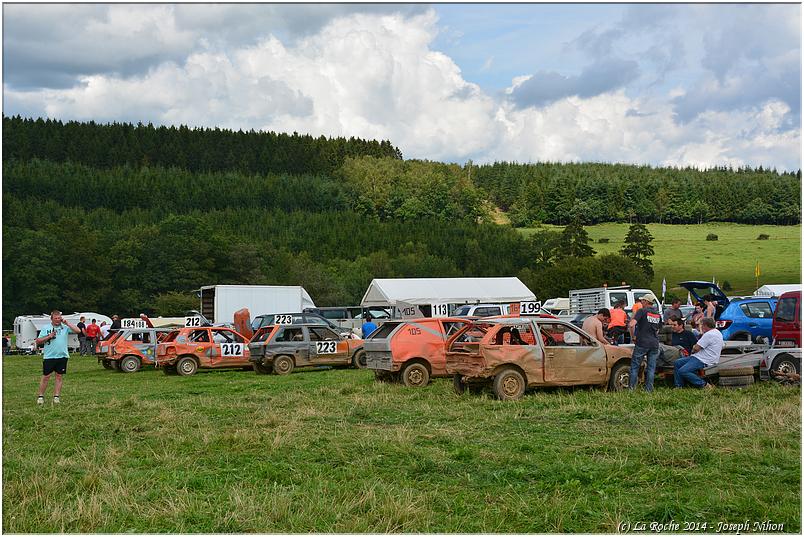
[519,301,543,315]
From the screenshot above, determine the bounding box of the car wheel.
[608,361,631,392]
[254,362,272,375]
[352,350,367,369]
[162,365,177,375]
[453,374,467,394]
[176,356,198,376]
[273,356,295,375]
[110,360,120,371]
[119,355,141,373]
[719,366,755,377]
[493,368,526,401]
[101,360,113,370]
[401,362,430,388]
[770,354,801,379]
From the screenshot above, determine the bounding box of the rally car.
[96,327,172,372]
[156,326,251,376]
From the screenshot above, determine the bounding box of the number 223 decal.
[315,341,337,354]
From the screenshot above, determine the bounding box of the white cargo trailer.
[199,285,316,323]
[14,312,112,351]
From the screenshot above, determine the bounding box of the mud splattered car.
[248,324,365,375]
[96,327,172,372]
[156,327,251,376]
[446,318,633,400]
[364,317,471,387]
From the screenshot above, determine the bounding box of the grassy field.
[3,355,800,533]
[519,223,801,297]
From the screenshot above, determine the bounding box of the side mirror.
[563,331,580,345]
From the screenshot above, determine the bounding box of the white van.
[452,304,512,318]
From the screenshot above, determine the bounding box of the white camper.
[13,312,112,351]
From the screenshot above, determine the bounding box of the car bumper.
[365,351,396,371]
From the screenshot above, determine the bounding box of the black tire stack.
[717,367,755,388]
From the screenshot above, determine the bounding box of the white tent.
[754,284,801,297]
[360,277,536,307]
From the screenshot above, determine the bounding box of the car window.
[188,329,209,342]
[489,323,535,345]
[308,327,340,341]
[163,331,179,343]
[213,330,244,343]
[303,315,329,326]
[252,327,274,343]
[537,323,594,347]
[441,321,465,337]
[775,298,798,323]
[610,292,628,307]
[453,306,471,316]
[320,310,345,320]
[740,302,773,319]
[369,322,399,339]
[274,327,305,342]
[475,307,501,317]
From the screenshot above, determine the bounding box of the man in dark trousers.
[628,295,662,391]
[76,316,87,355]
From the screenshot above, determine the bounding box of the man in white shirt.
[673,317,723,389]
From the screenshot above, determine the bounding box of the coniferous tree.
[620,222,655,278]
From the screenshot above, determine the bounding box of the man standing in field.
[628,295,662,391]
[35,310,80,405]
[607,301,629,344]
[673,317,723,389]
[582,308,611,345]
[85,319,100,354]
[76,316,87,355]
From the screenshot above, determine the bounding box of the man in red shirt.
[85,319,101,354]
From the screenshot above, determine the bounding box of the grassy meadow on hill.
[3,356,800,533]
[520,223,801,296]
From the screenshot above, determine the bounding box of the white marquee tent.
[754,284,801,297]
[360,277,536,307]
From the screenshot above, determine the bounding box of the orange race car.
[156,326,252,376]
[96,327,173,373]
[364,317,471,387]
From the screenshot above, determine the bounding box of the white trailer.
[13,312,112,351]
[199,285,316,323]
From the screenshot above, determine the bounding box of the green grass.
[519,223,801,296]
[3,355,800,533]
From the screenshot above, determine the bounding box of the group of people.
[582,294,724,391]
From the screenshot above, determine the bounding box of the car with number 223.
[156,327,251,376]
[248,324,366,375]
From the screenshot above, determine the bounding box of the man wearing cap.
[628,294,662,391]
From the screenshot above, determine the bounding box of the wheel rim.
[501,374,522,397]
[122,359,137,372]
[615,370,630,390]
[357,353,366,367]
[406,366,425,386]
[180,360,195,374]
[775,360,797,375]
[276,359,290,373]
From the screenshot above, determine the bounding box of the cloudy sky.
[3,3,801,170]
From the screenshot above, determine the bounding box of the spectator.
[76,316,88,356]
[628,294,662,392]
[663,298,684,323]
[582,308,611,345]
[35,310,80,404]
[107,315,121,339]
[669,316,698,355]
[361,314,378,339]
[704,296,717,319]
[674,317,723,389]
[85,319,100,354]
[99,321,110,339]
[607,301,629,344]
[690,303,705,334]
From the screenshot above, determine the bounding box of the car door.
[539,322,607,384]
[307,326,349,365]
[774,293,801,346]
[739,300,776,340]
[270,326,309,365]
[212,329,247,366]
[186,328,214,365]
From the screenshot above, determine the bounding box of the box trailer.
[569,286,661,314]
[14,312,112,351]
[199,285,316,323]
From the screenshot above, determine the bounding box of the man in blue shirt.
[35,310,80,405]
[361,314,378,339]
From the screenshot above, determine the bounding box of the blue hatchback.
[679,281,778,342]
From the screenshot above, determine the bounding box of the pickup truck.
[445,318,633,400]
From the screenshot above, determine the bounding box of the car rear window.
[740,302,773,319]
[454,306,471,316]
[775,298,798,323]
[252,327,274,342]
[369,322,400,339]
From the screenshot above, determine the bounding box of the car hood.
[679,281,729,307]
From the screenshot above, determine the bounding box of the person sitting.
[673,317,723,389]
[607,301,629,344]
[669,316,698,355]
[663,298,684,323]
[582,308,611,346]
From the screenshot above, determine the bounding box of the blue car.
[679,281,778,342]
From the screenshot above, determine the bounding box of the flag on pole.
[686,292,693,306]
[754,261,761,278]
[661,277,667,301]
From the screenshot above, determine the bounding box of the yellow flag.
[754,261,761,278]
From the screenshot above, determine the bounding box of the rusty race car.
[156,326,251,376]
[247,323,365,375]
[446,317,633,400]
[364,317,471,387]
[96,327,173,372]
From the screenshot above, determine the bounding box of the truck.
[569,286,661,315]
[199,285,315,324]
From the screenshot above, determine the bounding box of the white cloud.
[3,8,800,171]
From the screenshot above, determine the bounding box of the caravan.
[14,313,111,352]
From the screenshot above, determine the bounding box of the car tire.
[101,360,113,370]
[770,354,801,378]
[254,362,272,375]
[162,365,177,375]
[352,350,367,369]
[119,355,141,373]
[453,374,467,394]
[608,361,631,392]
[176,356,198,376]
[110,360,120,371]
[401,362,430,388]
[718,375,754,387]
[719,366,755,377]
[493,368,526,401]
[273,356,295,375]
